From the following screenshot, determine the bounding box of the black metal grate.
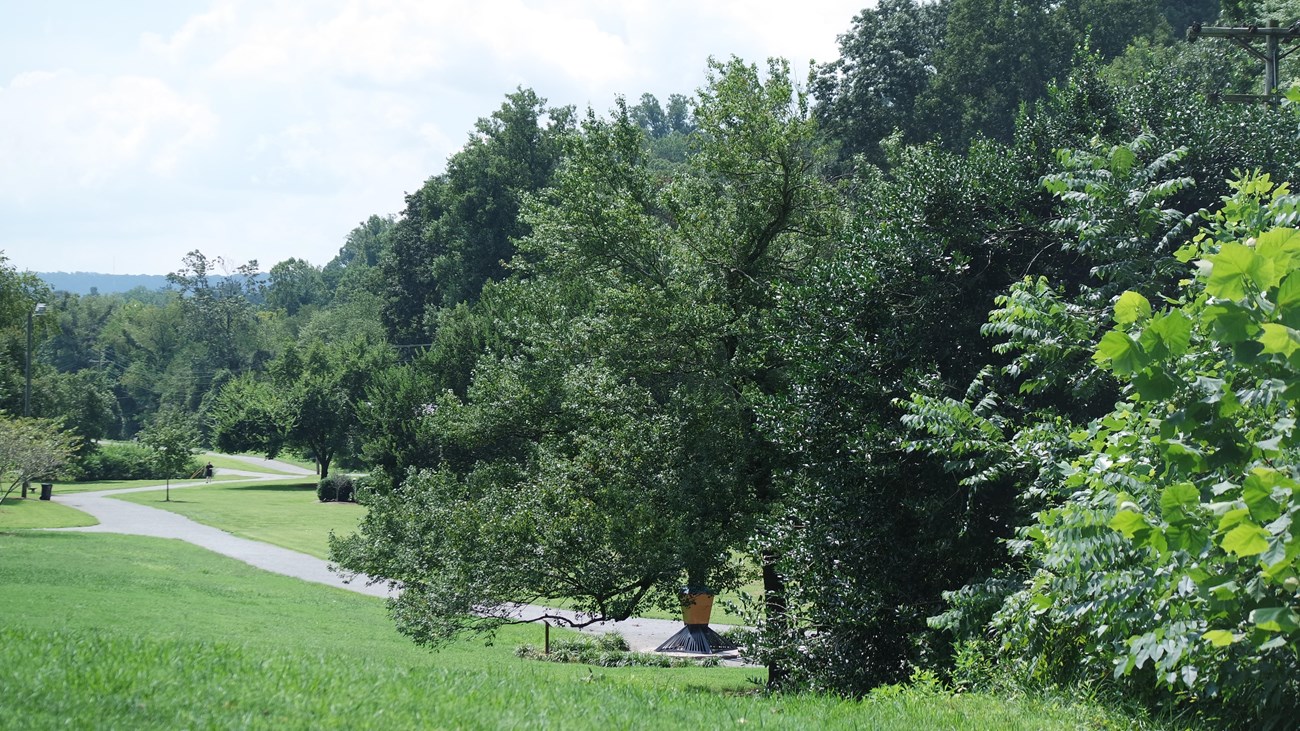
[654,624,738,655]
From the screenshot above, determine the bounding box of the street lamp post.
[24,302,46,418]
[21,302,45,499]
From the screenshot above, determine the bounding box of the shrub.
[513,634,719,668]
[317,473,355,503]
[72,442,197,482]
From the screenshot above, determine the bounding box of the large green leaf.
[1252,227,1300,285]
[1221,521,1271,558]
[1094,330,1146,375]
[1202,629,1237,647]
[1203,302,1258,343]
[1243,469,1284,523]
[1110,509,1150,540]
[1251,607,1300,633]
[1145,310,1193,356]
[1277,271,1300,328]
[1160,482,1200,522]
[1114,291,1151,326]
[1258,323,1300,357]
[1206,242,1271,300]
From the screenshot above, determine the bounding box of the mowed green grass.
[115,480,357,559]
[0,530,1176,730]
[112,477,757,622]
[206,452,309,475]
[0,495,97,529]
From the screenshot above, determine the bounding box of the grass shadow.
[224,483,318,493]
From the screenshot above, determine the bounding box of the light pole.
[24,302,46,418]
[21,302,45,498]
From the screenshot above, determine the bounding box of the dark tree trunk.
[761,549,788,689]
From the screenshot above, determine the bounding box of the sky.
[1,0,871,276]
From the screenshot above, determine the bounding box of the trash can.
[39,483,52,501]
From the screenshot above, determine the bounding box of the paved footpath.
[49,460,692,652]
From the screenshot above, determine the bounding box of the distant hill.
[38,272,170,295]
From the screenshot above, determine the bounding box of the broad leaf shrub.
[316,473,355,502]
[72,441,195,481]
[993,173,1300,727]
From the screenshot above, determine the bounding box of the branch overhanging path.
[45,456,688,652]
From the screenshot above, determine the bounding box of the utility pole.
[24,302,45,417]
[22,302,45,499]
[1188,19,1300,103]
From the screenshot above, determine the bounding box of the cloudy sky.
[1,0,869,276]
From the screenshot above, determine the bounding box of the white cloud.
[0,70,217,199]
[3,0,870,274]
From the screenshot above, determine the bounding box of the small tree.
[0,417,78,503]
[210,338,390,479]
[139,408,199,501]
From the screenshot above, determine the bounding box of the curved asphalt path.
[48,457,696,652]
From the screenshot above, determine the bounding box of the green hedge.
[72,442,199,482]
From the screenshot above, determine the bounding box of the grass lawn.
[0,530,1181,730]
[114,478,757,622]
[206,452,310,475]
[0,495,97,529]
[114,479,361,559]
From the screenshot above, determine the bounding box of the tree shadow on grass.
[224,483,317,493]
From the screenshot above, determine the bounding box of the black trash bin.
[39,483,52,501]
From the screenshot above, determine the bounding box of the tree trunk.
[761,549,789,689]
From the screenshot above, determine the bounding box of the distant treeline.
[37,272,169,295]
[37,272,268,296]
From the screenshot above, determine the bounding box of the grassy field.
[0,495,97,529]
[113,476,757,622]
[115,480,359,559]
[207,452,311,475]
[0,530,1178,730]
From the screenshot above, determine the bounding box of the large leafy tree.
[380,89,574,344]
[0,417,78,503]
[211,337,391,478]
[922,0,1074,147]
[266,257,325,318]
[812,0,950,165]
[0,253,51,416]
[166,250,266,376]
[334,58,840,687]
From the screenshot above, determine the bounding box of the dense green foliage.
[13,0,1300,724]
[73,440,186,482]
[316,473,356,502]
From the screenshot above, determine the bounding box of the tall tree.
[266,257,324,318]
[380,89,574,344]
[210,337,391,478]
[323,215,393,299]
[166,250,265,375]
[922,0,1073,147]
[812,0,950,165]
[334,58,839,688]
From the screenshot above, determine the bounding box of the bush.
[513,633,718,668]
[317,473,355,503]
[71,442,198,482]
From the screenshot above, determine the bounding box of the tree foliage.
[210,337,391,478]
[334,60,840,686]
[0,417,78,502]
